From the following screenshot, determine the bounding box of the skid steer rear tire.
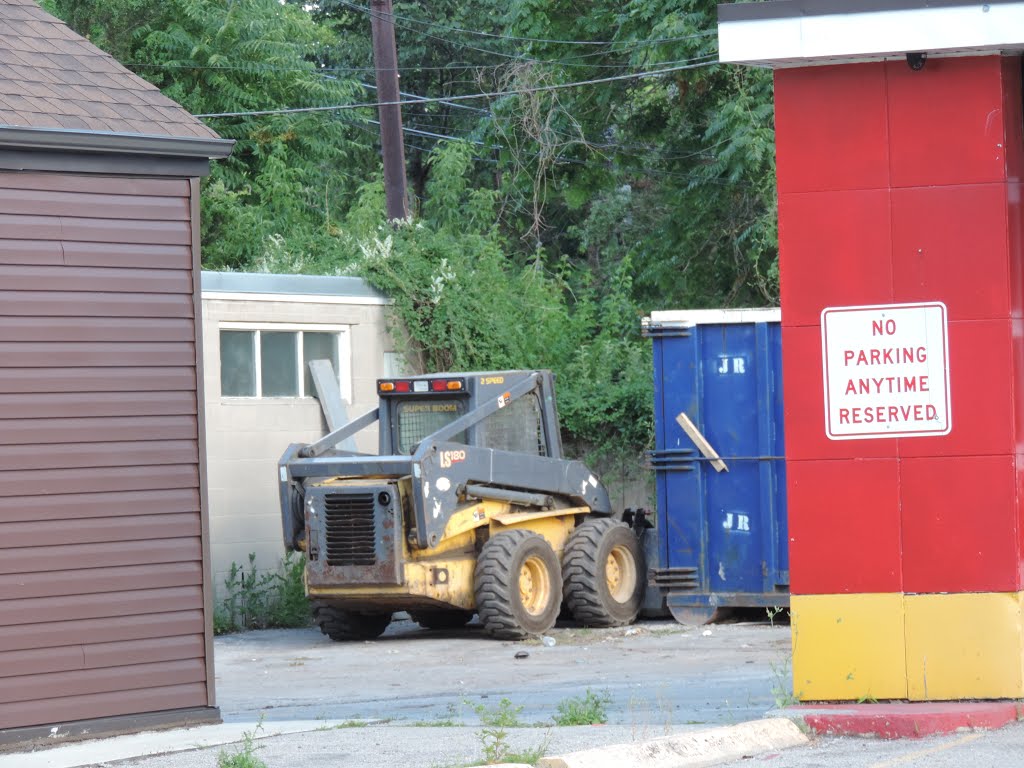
[563,518,644,627]
[475,530,561,640]
[409,609,475,630]
[312,602,392,641]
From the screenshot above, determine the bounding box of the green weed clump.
[214,551,309,633]
[553,689,611,726]
[217,720,267,768]
[468,697,549,765]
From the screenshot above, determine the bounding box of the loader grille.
[323,492,376,566]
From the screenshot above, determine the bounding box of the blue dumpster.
[642,309,788,624]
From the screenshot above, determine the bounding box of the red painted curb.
[789,702,1022,739]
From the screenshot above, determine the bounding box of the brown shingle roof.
[0,0,220,139]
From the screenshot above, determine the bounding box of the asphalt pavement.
[3,616,1022,768]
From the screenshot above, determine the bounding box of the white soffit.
[718,1,1024,67]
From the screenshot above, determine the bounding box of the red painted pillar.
[720,2,1024,701]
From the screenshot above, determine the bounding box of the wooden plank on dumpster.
[675,412,728,473]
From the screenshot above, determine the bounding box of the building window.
[219,324,351,401]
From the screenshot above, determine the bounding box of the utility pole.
[370,0,409,222]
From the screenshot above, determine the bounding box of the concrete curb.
[533,718,808,768]
[0,720,373,768]
[779,702,1024,739]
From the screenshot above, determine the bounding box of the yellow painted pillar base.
[791,593,1024,701]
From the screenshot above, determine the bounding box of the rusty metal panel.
[0,562,203,600]
[0,635,205,679]
[0,369,197,394]
[0,415,198,445]
[0,291,194,317]
[0,611,205,654]
[0,171,211,733]
[0,489,200,524]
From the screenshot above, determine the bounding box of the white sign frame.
[821,302,951,440]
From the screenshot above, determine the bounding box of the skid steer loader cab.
[279,370,645,641]
[377,372,556,458]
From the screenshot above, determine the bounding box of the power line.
[196,58,719,119]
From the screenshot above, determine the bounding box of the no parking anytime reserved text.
[821,302,951,440]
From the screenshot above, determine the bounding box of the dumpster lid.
[644,308,781,328]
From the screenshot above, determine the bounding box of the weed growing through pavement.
[769,656,800,708]
[766,606,801,708]
[216,717,267,768]
[467,697,549,765]
[553,689,611,726]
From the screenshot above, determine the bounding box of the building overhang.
[0,126,234,178]
[718,0,1024,67]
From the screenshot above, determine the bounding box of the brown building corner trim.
[0,707,222,752]
[190,177,218,709]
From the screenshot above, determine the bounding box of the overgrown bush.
[215,552,309,634]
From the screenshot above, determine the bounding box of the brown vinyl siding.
[0,171,209,730]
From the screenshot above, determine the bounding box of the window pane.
[303,332,339,398]
[395,399,466,454]
[481,394,546,455]
[261,332,299,396]
[220,331,256,397]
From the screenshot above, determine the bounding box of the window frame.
[218,322,352,402]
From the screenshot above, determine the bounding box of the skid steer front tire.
[475,530,561,640]
[312,601,392,641]
[563,518,644,627]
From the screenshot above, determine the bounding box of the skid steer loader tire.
[409,609,475,630]
[312,601,392,641]
[563,518,644,627]
[475,530,562,640]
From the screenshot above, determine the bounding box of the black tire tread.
[312,602,392,641]
[474,530,560,640]
[563,518,643,627]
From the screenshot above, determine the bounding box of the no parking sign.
[821,302,951,440]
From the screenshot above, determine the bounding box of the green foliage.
[217,720,268,768]
[46,0,779,467]
[553,689,612,726]
[215,552,309,633]
[470,697,525,729]
[468,698,550,765]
